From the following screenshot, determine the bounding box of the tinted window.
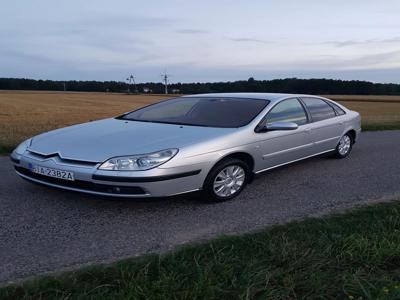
[301,97,336,122]
[121,97,269,128]
[266,98,307,125]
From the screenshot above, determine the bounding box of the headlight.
[98,149,178,171]
[13,138,32,155]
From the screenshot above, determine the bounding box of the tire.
[203,158,250,202]
[334,132,353,158]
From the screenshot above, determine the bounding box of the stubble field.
[1,90,400,153]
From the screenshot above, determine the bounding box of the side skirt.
[254,149,335,175]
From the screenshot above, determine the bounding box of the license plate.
[30,165,75,181]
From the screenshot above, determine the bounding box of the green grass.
[0,145,14,155]
[1,202,400,300]
[362,122,400,131]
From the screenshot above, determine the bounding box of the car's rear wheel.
[334,132,353,158]
[203,158,250,201]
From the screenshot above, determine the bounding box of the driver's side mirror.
[260,121,299,132]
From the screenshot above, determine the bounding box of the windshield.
[119,97,269,128]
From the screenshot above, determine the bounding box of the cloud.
[324,37,400,47]
[349,50,400,67]
[176,29,208,34]
[226,37,270,44]
[0,13,175,69]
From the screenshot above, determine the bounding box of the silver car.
[11,93,361,201]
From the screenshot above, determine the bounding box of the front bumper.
[11,151,206,198]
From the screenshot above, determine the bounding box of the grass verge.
[362,122,400,131]
[0,145,14,156]
[1,201,400,299]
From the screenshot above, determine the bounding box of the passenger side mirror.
[263,121,298,131]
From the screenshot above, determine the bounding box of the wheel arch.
[204,151,256,185]
[202,151,255,197]
[217,151,255,173]
[346,129,357,143]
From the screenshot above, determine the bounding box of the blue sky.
[1,0,400,83]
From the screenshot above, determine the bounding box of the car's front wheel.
[203,158,250,201]
[334,132,353,158]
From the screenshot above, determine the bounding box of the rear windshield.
[119,97,269,128]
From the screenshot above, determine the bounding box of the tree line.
[1,77,400,95]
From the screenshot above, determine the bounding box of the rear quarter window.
[301,97,336,122]
[327,101,346,115]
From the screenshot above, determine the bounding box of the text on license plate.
[31,165,75,181]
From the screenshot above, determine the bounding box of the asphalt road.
[1,131,400,284]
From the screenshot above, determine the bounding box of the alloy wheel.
[213,165,246,198]
[338,134,351,155]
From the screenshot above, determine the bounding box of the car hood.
[28,118,236,162]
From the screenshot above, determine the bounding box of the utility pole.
[126,74,136,94]
[161,71,170,94]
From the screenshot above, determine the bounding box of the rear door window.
[266,98,308,125]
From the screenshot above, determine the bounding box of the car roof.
[183,92,320,103]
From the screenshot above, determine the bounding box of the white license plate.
[31,165,75,181]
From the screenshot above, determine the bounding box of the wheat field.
[1,91,399,152]
[0,91,171,151]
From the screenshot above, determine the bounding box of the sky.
[1,0,400,83]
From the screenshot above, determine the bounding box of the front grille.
[27,150,99,167]
[15,166,147,195]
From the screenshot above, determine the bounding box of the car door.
[256,98,314,170]
[300,97,345,153]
